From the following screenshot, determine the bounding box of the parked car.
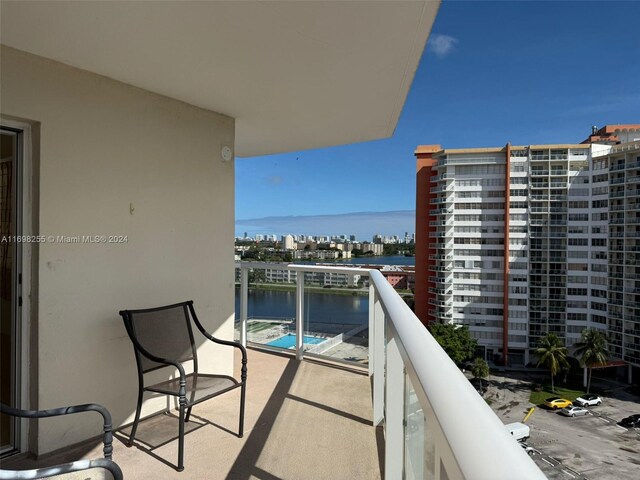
[559,406,589,417]
[520,442,535,456]
[574,394,602,407]
[618,414,640,428]
[505,422,530,442]
[544,397,572,409]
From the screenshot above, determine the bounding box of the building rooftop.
[581,124,640,144]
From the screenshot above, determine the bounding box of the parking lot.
[481,372,640,480]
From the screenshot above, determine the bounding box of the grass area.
[529,385,586,405]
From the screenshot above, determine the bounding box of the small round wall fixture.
[221,145,233,162]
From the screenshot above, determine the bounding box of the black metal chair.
[0,403,123,480]
[119,300,247,472]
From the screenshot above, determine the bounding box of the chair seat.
[146,373,241,406]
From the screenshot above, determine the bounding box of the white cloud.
[428,34,459,58]
[265,175,283,185]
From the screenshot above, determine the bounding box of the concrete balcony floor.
[5,349,383,479]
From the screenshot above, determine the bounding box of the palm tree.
[535,333,569,393]
[573,329,609,394]
[471,357,490,394]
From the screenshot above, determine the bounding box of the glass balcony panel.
[302,275,369,365]
[235,267,297,348]
[404,372,435,480]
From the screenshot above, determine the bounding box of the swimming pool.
[266,334,325,349]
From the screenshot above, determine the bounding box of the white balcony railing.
[236,262,544,480]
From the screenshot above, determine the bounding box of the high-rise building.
[600,142,640,374]
[414,126,640,380]
[282,234,295,250]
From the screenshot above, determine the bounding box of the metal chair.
[119,300,247,472]
[0,403,123,479]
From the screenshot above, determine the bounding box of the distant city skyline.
[235,1,640,236]
[235,210,416,240]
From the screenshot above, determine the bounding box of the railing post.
[240,267,248,347]
[368,283,375,377]
[372,290,385,426]
[385,327,405,480]
[295,273,305,360]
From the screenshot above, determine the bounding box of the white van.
[505,422,530,442]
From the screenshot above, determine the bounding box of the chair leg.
[129,389,143,446]
[178,399,185,472]
[239,383,246,438]
[185,406,192,423]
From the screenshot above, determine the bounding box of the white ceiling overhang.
[0,1,440,157]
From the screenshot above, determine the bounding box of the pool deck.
[5,349,383,480]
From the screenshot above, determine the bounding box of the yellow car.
[544,397,572,409]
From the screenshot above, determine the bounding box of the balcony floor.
[5,349,383,480]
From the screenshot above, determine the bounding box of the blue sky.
[236,1,640,240]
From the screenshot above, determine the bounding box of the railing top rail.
[236,261,371,276]
[286,264,371,276]
[237,261,291,269]
[369,269,545,479]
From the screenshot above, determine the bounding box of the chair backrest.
[120,301,198,373]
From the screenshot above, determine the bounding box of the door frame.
[1,117,33,455]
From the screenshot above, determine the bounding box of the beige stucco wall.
[1,45,236,454]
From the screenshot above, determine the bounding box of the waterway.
[234,287,368,329]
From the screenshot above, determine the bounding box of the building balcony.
[531,154,550,161]
[5,264,543,480]
[4,348,382,480]
[530,169,549,176]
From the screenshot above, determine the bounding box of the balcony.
[4,264,543,479]
[4,348,381,479]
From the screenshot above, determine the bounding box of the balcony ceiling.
[0,1,440,157]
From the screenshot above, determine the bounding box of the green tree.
[573,329,609,394]
[471,357,490,393]
[535,333,569,393]
[429,323,477,365]
[248,269,266,285]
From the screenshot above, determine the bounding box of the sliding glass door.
[0,127,22,455]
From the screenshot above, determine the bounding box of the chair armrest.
[187,303,247,382]
[0,458,123,480]
[0,403,114,460]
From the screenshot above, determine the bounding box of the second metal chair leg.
[239,383,246,438]
[177,400,185,472]
[129,390,143,446]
